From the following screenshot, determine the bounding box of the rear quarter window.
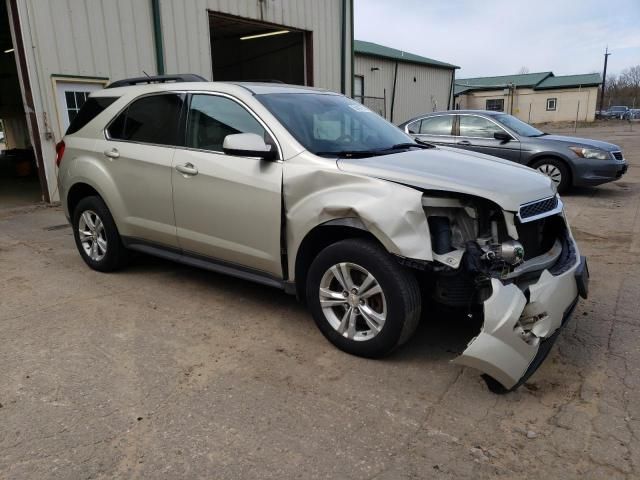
[106,94,184,146]
[66,97,119,135]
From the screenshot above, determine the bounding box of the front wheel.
[306,238,421,358]
[531,158,571,193]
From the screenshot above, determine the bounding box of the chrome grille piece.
[518,196,562,222]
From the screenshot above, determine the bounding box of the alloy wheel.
[318,262,387,341]
[78,210,107,261]
[537,163,562,188]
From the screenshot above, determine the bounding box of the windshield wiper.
[315,150,384,158]
[315,141,434,158]
[385,140,435,150]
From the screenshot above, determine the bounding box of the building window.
[353,75,364,103]
[485,99,504,112]
[65,91,90,124]
[546,98,557,111]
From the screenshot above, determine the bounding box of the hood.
[337,147,554,212]
[536,134,620,151]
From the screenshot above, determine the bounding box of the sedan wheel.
[319,262,387,341]
[78,210,107,261]
[537,163,562,188]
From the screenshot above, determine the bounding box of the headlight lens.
[570,146,610,160]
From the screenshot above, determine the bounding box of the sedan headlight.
[569,146,610,160]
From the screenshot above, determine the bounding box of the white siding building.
[1,0,354,203]
[454,72,601,124]
[353,40,458,124]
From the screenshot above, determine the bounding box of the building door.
[55,81,105,135]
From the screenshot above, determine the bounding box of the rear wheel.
[306,238,421,358]
[532,158,570,193]
[72,196,128,272]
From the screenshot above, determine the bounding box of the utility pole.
[599,46,611,113]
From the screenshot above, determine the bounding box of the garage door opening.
[0,1,46,207]
[209,12,311,85]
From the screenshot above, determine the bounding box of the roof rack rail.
[106,73,207,89]
[238,79,285,84]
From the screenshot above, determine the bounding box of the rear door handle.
[104,148,120,159]
[456,140,471,146]
[175,163,198,176]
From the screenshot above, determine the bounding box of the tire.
[531,158,571,193]
[72,196,128,272]
[306,238,421,358]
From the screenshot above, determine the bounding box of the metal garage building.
[353,40,458,124]
[1,0,353,203]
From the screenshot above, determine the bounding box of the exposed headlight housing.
[569,146,609,160]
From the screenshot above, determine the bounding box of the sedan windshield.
[494,114,545,137]
[257,93,416,156]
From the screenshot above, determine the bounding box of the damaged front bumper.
[453,236,589,393]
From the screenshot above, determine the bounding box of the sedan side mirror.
[494,131,513,142]
[223,133,277,160]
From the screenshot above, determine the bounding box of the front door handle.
[104,148,120,159]
[456,140,471,146]
[175,163,198,176]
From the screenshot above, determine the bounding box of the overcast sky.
[354,0,640,79]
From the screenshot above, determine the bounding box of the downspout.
[151,0,165,75]
[350,0,354,97]
[447,69,455,110]
[390,61,398,123]
[340,0,347,94]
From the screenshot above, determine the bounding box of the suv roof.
[92,81,334,98]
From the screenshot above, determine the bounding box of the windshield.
[494,114,544,137]
[257,93,413,156]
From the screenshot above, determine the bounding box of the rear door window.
[406,120,421,134]
[66,97,119,135]
[418,115,454,135]
[107,94,184,146]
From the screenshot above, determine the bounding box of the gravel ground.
[0,123,638,479]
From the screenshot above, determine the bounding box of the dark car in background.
[605,106,631,120]
[399,110,628,192]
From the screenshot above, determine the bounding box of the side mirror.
[222,133,277,160]
[494,131,513,142]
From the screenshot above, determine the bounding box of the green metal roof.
[455,71,601,95]
[535,73,601,89]
[354,40,459,70]
[455,72,552,92]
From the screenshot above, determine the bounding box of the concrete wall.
[457,86,599,124]
[354,53,454,124]
[11,0,352,202]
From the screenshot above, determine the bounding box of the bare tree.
[619,65,640,89]
[602,65,640,107]
[517,66,530,74]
